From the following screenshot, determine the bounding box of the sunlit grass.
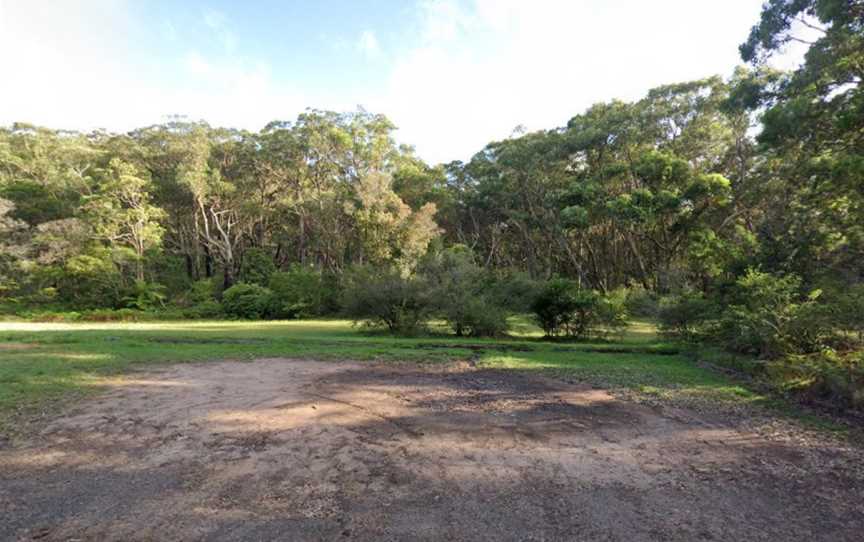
[0,317,768,434]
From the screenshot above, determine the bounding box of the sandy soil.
[1,358,863,541]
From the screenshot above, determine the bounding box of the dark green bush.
[80,308,141,322]
[531,278,627,339]
[268,265,331,319]
[716,269,831,357]
[625,286,661,318]
[488,270,541,314]
[221,282,275,319]
[420,246,510,337]
[766,350,864,411]
[239,248,277,286]
[122,280,167,311]
[341,265,433,335]
[657,292,716,341]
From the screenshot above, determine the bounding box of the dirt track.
[1,358,863,541]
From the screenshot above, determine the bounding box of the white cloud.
[375,0,777,164]
[0,1,305,133]
[203,9,237,53]
[357,30,383,60]
[0,0,807,164]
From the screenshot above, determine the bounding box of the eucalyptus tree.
[740,0,864,284]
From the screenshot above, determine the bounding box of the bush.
[80,308,141,322]
[341,265,433,335]
[488,270,541,314]
[531,278,627,339]
[221,282,275,319]
[716,269,832,357]
[239,248,277,286]
[122,280,167,311]
[625,286,660,318]
[420,246,510,337]
[182,300,224,319]
[657,292,716,341]
[268,266,332,319]
[450,296,509,337]
[766,350,864,411]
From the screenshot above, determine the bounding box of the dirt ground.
[2,359,863,541]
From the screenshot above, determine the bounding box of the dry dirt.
[1,358,863,541]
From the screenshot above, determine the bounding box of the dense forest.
[1,0,862,384]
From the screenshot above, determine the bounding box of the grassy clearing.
[0,317,782,434]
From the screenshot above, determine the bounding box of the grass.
[0,317,795,435]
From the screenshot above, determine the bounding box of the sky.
[0,0,800,164]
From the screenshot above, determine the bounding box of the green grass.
[0,317,769,434]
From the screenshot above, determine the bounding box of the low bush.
[239,247,277,286]
[221,282,275,319]
[79,308,141,322]
[657,292,716,341]
[420,247,510,337]
[268,266,333,319]
[716,269,835,358]
[26,310,82,322]
[341,265,433,335]
[766,350,864,411]
[122,280,167,311]
[531,278,628,339]
[625,286,661,318]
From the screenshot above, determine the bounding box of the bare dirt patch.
[0,342,36,351]
[1,358,863,541]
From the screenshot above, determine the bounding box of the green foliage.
[715,270,840,357]
[625,286,661,318]
[122,280,167,311]
[221,283,275,320]
[658,292,716,341]
[766,350,864,411]
[420,246,509,337]
[240,248,277,286]
[268,266,333,319]
[341,265,433,335]
[55,251,124,309]
[531,279,628,339]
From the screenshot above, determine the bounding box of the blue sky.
[0,1,804,164]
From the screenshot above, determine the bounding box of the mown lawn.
[0,318,760,433]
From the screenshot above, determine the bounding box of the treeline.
[1,0,862,360]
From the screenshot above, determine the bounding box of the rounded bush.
[221,282,274,319]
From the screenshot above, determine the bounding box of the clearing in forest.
[2,358,862,541]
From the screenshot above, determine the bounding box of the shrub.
[596,288,630,338]
[182,300,224,319]
[122,280,167,311]
[488,270,541,314]
[80,308,140,322]
[268,266,331,319]
[625,286,660,318]
[450,297,509,337]
[716,269,831,357]
[420,246,510,337]
[826,284,864,346]
[657,292,716,341]
[341,265,433,335]
[221,282,275,319]
[27,310,82,322]
[531,279,627,339]
[239,248,277,286]
[766,350,864,411]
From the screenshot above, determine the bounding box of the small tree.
[341,265,433,335]
[222,282,274,319]
[268,265,333,318]
[531,278,627,339]
[420,246,509,337]
[84,159,166,282]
